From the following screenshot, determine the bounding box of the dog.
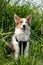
[11,14,32,60]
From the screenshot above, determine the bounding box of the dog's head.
[14,14,32,31]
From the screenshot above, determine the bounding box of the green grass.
[0,0,43,65]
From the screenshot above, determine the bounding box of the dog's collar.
[15,36,28,43]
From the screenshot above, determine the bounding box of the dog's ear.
[14,14,21,25]
[26,14,32,26]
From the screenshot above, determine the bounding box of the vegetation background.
[0,0,43,65]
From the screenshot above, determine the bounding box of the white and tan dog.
[11,14,32,60]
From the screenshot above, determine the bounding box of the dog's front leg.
[14,44,19,60]
[24,41,29,57]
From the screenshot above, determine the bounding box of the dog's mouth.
[21,27,26,31]
[21,25,26,31]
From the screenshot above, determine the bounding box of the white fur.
[12,18,31,60]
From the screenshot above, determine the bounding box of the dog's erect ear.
[14,14,21,24]
[26,14,32,25]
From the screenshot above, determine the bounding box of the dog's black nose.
[23,25,26,28]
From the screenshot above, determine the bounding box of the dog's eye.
[20,21,22,23]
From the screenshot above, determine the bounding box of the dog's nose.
[23,25,26,28]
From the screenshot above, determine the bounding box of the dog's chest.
[14,28,30,41]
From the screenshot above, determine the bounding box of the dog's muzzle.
[22,25,26,31]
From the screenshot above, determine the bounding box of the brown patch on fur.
[9,41,15,53]
[16,19,23,28]
[15,18,22,26]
